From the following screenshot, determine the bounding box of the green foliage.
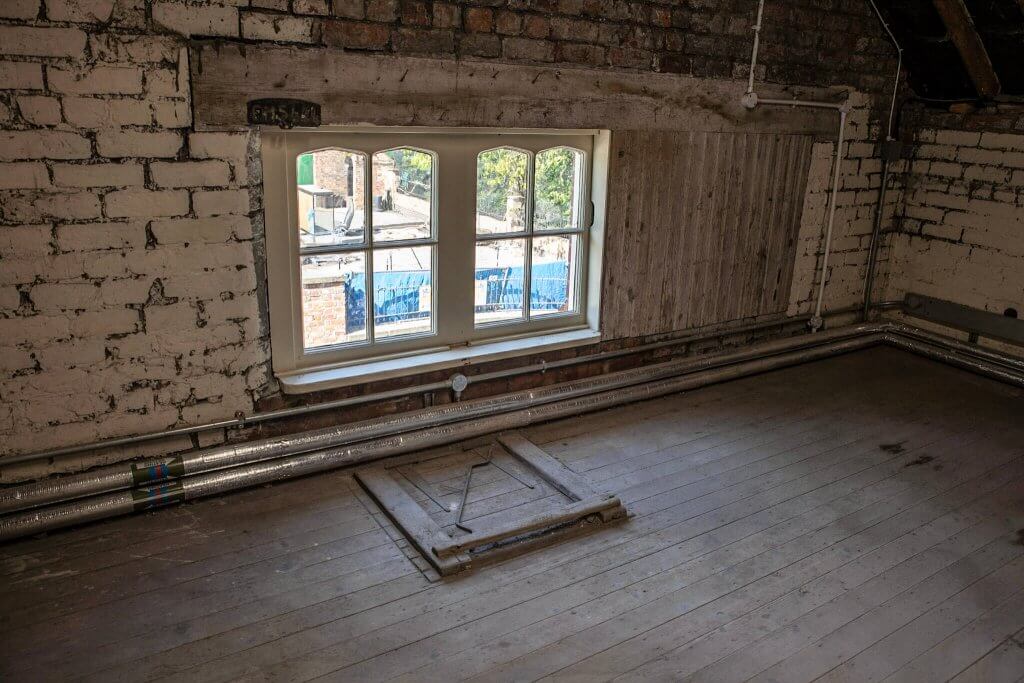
[475,147,579,228]
[476,148,527,220]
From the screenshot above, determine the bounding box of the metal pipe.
[746,0,766,94]
[810,108,848,332]
[862,159,890,320]
[866,0,904,140]
[0,330,885,541]
[0,321,874,514]
[756,97,847,110]
[3,321,1023,541]
[3,313,819,468]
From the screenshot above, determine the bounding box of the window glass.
[372,246,434,339]
[301,253,367,349]
[476,148,529,235]
[297,149,366,248]
[531,235,579,316]
[372,148,433,242]
[474,238,527,325]
[534,147,585,231]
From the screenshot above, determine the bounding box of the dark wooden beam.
[931,0,1001,98]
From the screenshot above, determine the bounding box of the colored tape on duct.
[130,457,185,485]
[131,482,185,511]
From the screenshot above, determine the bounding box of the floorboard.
[2,348,1023,683]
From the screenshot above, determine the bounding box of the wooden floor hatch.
[355,431,628,577]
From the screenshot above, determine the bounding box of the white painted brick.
[152,100,191,128]
[97,130,181,158]
[0,286,21,310]
[16,95,62,125]
[0,25,87,57]
[934,130,981,147]
[145,68,186,98]
[99,277,151,305]
[46,192,105,220]
[241,11,316,43]
[150,160,231,188]
[0,130,91,160]
[45,0,115,22]
[193,189,248,217]
[0,224,52,257]
[0,0,39,18]
[34,338,107,369]
[0,61,44,90]
[0,162,49,189]
[979,132,1024,152]
[151,215,248,244]
[188,132,248,159]
[963,165,1009,184]
[48,66,144,96]
[69,307,139,336]
[31,281,99,310]
[105,189,189,218]
[56,220,146,251]
[53,162,144,188]
[152,1,238,37]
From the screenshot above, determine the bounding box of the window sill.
[277,327,602,395]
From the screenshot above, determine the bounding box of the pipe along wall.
[1,321,1023,542]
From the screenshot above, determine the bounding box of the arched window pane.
[372,148,433,242]
[534,147,585,231]
[297,149,366,248]
[476,147,528,235]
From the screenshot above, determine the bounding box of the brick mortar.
[1,0,900,478]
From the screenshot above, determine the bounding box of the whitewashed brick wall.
[883,129,1024,315]
[0,1,273,474]
[788,92,906,317]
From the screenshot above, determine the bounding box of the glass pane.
[534,147,585,231]
[475,238,526,326]
[531,235,578,317]
[372,246,433,339]
[372,149,432,242]
[297,149,366,248]
[301,252,367,349]
[476,148,528,235]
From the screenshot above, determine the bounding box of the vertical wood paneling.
[602,130,814,340]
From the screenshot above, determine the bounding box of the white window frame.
[262,127,610,390]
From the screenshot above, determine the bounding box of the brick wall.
[0,0,899,476]
[885,127,1024,314]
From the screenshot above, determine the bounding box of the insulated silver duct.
[1,321,1022,542]
[0,332,883,540]
[0,323,879,515]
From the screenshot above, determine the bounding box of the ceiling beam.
[931,0,1001,98]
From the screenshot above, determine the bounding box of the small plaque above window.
[247,98,321,128]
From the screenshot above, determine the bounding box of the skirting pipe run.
[3,321,1024,542]
[0,323,878,515]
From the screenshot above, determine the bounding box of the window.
[263,129,608,384]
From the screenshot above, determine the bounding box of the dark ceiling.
[877,0,1024,100]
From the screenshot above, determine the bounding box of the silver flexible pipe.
[2,322,1022,541]
[0,332,884,541]
[0,323,877,514]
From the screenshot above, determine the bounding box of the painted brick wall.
[0,0,898,475]
[884,127,1024,315]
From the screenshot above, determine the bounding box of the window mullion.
[523,151,536,322]
[365,153,375,343]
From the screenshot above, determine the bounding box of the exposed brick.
[151,160,231,188]
[332,0,364,19]
[152,1,238,37]
[45,0,115,23]
[0,0,39,20]
[17,96,62,125]
[0,162,49,189]
[432,2,459,29]
[502,37,555,62]
[48,66,144,96]
[105,189,189,218]
[96,130,182,158]
[0,25,87,57]
[464,7,492,33]
[192,189,248,217]
[52,162,144,188]
[0,61,45,90]
[323,20,391,50]
[241,12,317,43]
[0,130,91,160]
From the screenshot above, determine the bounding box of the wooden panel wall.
[602,130,815,340]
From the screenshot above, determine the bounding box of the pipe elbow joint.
[740,91,759,110]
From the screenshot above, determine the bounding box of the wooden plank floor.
[2,347,1024,683]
